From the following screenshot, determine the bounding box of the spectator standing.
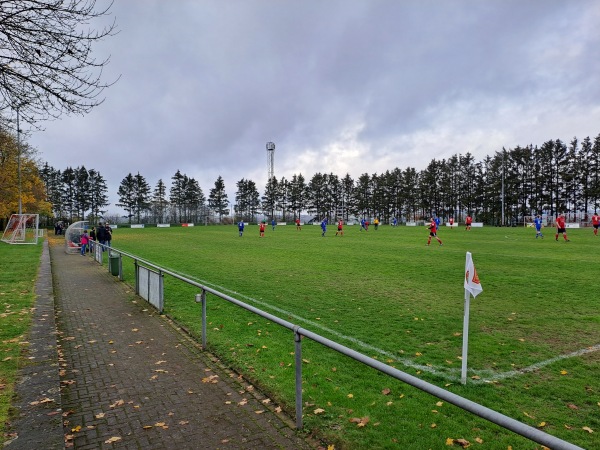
[105,223,113,248]
[89,227,97,252]
[80,230,89,256]
[96,223,107,250]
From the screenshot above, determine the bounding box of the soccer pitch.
[111,224,599,449]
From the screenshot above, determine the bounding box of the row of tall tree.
[3,128,600,226]
[109,134,600,225]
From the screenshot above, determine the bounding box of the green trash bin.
[109,253,120,276]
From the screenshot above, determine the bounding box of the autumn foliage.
[0,129,51,220]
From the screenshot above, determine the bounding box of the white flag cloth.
[464,252,483,297]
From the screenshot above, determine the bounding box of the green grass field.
[0,242,42,444]
[105,223,599,449]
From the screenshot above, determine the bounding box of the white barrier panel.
[137,265,164,312]
[472,223,484,227]
[182,223,194,227]
[277,222,287,226]
[131,224,144,229]
[406,222,417,226]
[566,223,580,228]
[157,224,171,228]
[446,223,458,227]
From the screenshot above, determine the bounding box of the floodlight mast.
[266,141,275,182]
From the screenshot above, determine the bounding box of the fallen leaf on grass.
[314,408,325,415]
[538,422,547,428]
[255,410,265,414]
[560,370,568,375]
[567,404,579,410]
[105,436,122,444]
[347,394,354,398]
[349,417,369,427]
[446,438,471,448]
[582,426,594,433]
[381,388,391,395]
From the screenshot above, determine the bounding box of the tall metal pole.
[266,142,275,219]
[501,150,505,226]
[16,105,22,215]
[266,141,275,182]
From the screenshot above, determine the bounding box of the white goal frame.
[1,214,40,245]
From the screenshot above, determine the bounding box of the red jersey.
[449,218,454,225]
[465,216,472,225]
[592,214,600,226]
[556,216,566,229]
[337,220,343,229]
[429,220,437,233]
[259,223,266,232]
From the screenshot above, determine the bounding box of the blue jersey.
[238,221,244,230]
[321,220,327,230]
[534,218,542,230]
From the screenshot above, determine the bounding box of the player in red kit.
[426,218,443,246]
[591,213,600,236]
[555,214,569,242]
[335,219,344,236]
[465,215,472,231]
[259,221,266,237]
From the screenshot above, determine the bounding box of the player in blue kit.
[321,218,327,237]
[534,215,543,239]
[238,221,245,237]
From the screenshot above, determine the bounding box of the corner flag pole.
[461,288,471,385]
[461,251,482,385]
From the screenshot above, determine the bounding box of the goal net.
[1,214,40,245]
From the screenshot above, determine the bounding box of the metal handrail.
[95,243,583,450]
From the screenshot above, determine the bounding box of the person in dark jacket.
[96,223,107,251]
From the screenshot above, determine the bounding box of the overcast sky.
[28,0,600,216]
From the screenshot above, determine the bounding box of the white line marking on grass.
[476,344,600,383]
[172,269,599,384]
[174,270,455,380]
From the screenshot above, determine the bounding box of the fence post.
[195,291,207,349]
[293,326,303,429]
[134,260,139,296]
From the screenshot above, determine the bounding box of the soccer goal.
[1,214,40,245]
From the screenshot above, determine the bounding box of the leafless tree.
[0,0,117,128]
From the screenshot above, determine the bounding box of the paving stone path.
[6,239,314,449]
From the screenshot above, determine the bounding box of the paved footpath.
[6,239,315,450]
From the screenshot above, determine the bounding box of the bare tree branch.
[0,0,118,128]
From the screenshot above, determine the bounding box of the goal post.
[1,214,40,245]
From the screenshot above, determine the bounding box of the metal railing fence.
[90,243,583,450]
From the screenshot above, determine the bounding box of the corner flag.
[461,252,483,384]
[464,252,483,298]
